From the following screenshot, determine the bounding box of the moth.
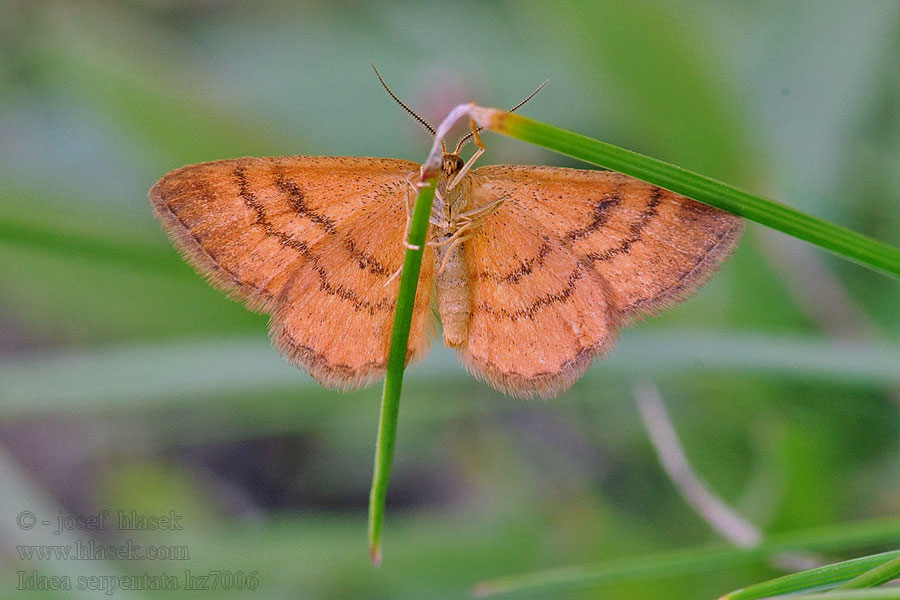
[149,72,743,398]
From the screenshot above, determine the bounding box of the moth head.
[372,63,548,178]
[441,152,464,176]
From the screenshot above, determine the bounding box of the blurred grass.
[1,1,899,599]
[720,551,900,599]
[3,333,900,416]
[474,519,900,597]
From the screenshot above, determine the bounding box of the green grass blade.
[472,517,900,597]
[366,176,436,565]
[720,551,900,600]
[788,592,900,599]
[836,553,900,590]
[474,109,900,280]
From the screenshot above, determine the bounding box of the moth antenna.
[371,63,436,136]
[456,79,549,150]
[508,79,550,113]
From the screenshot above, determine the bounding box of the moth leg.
[383,264,403,287]
[429,228,466,249]
[403,177,418,220]
[428,211,451,228]
[432,199,502,274]
[429,194,506,256]
[457,195,506,223]
[436,232,476,274]
[401,176,431,251]
[397,179,414,244]
[447,118,486,191]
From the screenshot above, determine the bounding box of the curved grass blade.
[787,592,900,599]
[835,553,900,590]
[720,551,900,600]
[366,175,436,566]
[472,518,900,597]
[472,109,900,280]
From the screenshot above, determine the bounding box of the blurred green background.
[1,1,899,598]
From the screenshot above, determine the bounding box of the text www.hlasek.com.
[17,540,189,561]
